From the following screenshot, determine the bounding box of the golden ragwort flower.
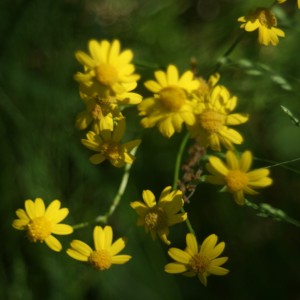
[75,92,123,132]
[74,39,141,102]
[67,225,131,270]
[81,119,141,168]
[238,8,285,46]
[165,233,229,286]
[12,198,73,252]
[205,150,273,205]
[138,64,199,138]
[130,186,187,245]
[188,85,249,151]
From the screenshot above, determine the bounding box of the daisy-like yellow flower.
[194,73,220,100]
[138,64,199,138]
[277,0,300,9]
[205,150,273,205]
[74,39,141,102]
[12,198,73,252]
[75,94,123,132]
[67,226,131,270]
[165,233,229,286]
[130,186,187,245]
[238,8,285,46]
[81,119,141,168]
[188,85,249,151]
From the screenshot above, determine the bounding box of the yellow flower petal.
[52,224,73,235]
[168,248,191,264]
[25,199,36,219]
[45,235,62,252]
[226,151,239,169]
[142,190,156,208]
[208,156,229,176]
[50,208,69,224]
[165,262,188,274]
[239,151,252,172]
[34,198,45,217]
[110,237,126,256]
[111,255,132,264]
[186,233,199,255]
[70,240,93,256]
[66,249,89,261]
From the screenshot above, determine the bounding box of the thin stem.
[254,156,300,175]
[213,31,245,74]
[245,198,300,228]
[173,132,195,235]
[173,132,190,190]
[73,147,138,230]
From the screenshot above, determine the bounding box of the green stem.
[173,132,195,235]
[73,147,138,230]
[213,31,245,74]
[245,198,300,228]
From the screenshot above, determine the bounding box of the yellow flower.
[130,186,187,245]
[75,94,123,132]
[194,73,220,100]
[12,198,73,252]
[165,233,229,286]
[238,8,285,46]
[74,39,141,102]
[81,119,141,168]
[138,65,199,138]
[67,226,131,270]
[205,150,273,205]
[188,85,249,151]
[277,0,300,9]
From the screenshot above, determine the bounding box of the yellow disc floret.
[159,86,186,112]
[27,217,52,242]
[144,207,167,230]
[88,250,113,270]
[95,64,119,86]
[199,110,225,133]
[190,253,210,274]
[226,170,249,192]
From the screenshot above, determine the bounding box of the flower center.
[226,170,249,192]
[27,217,52,242]
[199,110,225,133]
[144,207,167,230]
[95,64,118,86]
[256,9,277,28]
[189,253,210,274]
[88,250,112,270]
[159,86,186,112]
[102,142,122,161]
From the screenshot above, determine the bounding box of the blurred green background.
[1,0,300,299]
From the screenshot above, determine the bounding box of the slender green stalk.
[173,132,190,190]
[213,31,245,74]
[73,147,138,230]
[245,198,300,228]
[173,132,195,235]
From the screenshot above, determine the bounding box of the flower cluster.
[75,39,142,167]
[12,198,132,271]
